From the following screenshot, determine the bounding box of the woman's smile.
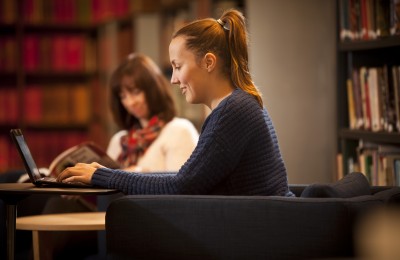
[180,86,187,95]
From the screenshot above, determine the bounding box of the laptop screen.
[11,130,42,182]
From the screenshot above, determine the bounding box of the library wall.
[247,0,337,183]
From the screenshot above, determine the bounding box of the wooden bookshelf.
[338,35,400,51]
[0,0,138,171]
[336,0,400,186]
[339,129,400,144]
[0,0,245,172]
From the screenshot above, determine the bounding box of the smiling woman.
[58,9,293,198]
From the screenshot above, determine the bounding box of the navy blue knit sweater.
[92,88,293,196]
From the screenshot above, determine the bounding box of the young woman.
[106,53,199,172]
[58,9,293,197]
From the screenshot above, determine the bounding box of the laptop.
[10,128,93,188]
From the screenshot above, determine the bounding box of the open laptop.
[10,128,93,188]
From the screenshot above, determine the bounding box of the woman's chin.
[185,95,194,103]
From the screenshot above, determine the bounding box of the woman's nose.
[170,72,179,85]
[124,94,136,106]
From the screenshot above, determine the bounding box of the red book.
[360,0,369,39]
[64,0,72,24]
[23,35,40,72]
[0,136,9,171]
[92,0,101,23]
[114,0,129,17]
[24,85,43,124]
[0,89,5,123]
[54,0,63,24]
[0,39,3,71]
[6,88,18,124]
[22,0,34,24]
[66,35,84,72]
[52,35,67,72]
[63,0,75,24]
[7,138,16,169]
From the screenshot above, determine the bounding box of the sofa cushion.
[105,195,384,260]
[373,187,400,204]
[301,172,370,198]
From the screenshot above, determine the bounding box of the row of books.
[0,85,91,125]
[346,65,400,132]
[343,141,400,186]
[0,131,88,172]
[22,34,96,73]
[0,0,142,25]
[339,0,400,41]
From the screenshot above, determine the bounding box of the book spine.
[395,159,400,186]
[340,0,352,41]
[23,35,40,72]
[377,67,388,131]
[6,88,18,124]
[375,0,391,37]
[0,37,17,72]
[361,0,370,39]
[390,0,400,35]
[368,68,382,132]
[70,84,91,124]
[347,79,357,129]
[0,136,10,172]
[360,67,371,130]
[393,66,400,132]
[24,85,43,125]
[350,0,361,39]
[1,0,17,24]
[66,35,84,72]
[0,89,6,123]
[352,69,364,129]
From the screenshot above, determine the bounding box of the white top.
[106,117,199,172]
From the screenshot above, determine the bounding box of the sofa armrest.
[105,195,383,260]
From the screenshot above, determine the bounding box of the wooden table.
[0,183,118,260]
[16,212,106,260]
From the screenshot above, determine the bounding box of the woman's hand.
[57,162,104,185]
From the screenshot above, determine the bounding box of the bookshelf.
[0,0,245,173]
[337,0,400,186]
[0,0,139,171]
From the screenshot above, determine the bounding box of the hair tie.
[217,19,230,31]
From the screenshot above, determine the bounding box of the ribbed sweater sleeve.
[91,88,291,196]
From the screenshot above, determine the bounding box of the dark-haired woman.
[106,53,198,172]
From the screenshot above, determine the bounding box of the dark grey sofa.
[104,174,400,260]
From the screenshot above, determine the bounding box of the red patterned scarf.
[117,116,165,168]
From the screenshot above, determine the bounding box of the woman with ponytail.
[58,9,293,197]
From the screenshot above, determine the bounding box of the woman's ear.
[204,53,217,72]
